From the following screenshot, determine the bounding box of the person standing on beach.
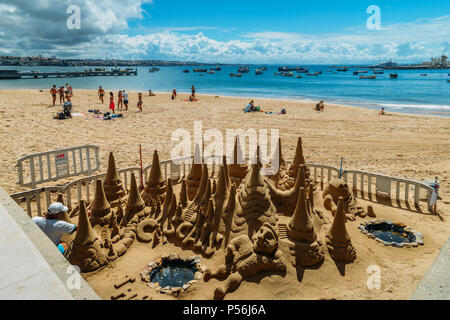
[123,90,129,111]
[118,90,123,110]
[191,85,196,99]
[66,83,73,97]
[98,86,105,103]
[172,88,177,100]
[109,92,115,114]
[50,85,57,106]
[58,86,65,105]
[32,202,77,254]
[149,90,155,96]
[137,92,143,112]
[65,87,71,103]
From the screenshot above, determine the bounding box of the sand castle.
[228,136,248,186]
[325,197,357,262]
[185,143,203,201]
[103,152,126,207]
[63,139,365,297]
[322,178,367,220]
[142,150,167,205]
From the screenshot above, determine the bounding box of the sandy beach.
[0,89,449,198]
[1,89,449,300]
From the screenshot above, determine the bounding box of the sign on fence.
[16,145,101,188]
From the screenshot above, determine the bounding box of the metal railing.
[10,156,436,217]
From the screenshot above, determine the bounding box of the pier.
[0,68,138,80]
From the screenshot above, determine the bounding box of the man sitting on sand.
[50,85,57,106]
[379,107,386,115]
[149,90,155,96]
[32,202,77,254]
[98,86,105,103]
[315,100,324,111]
[244,100,256,112]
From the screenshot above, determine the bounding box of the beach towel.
[71,112,86,117]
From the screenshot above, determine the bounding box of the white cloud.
[0,1,448,63]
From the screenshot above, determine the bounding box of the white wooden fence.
[16,145,101,188]
[10,156,437,218]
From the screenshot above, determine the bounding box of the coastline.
[0,89,449,197]
[2,87,447,119]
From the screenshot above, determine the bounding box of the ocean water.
[1,65,449,117]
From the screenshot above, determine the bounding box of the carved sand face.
[252,225,278,254]
[329,179,351,201]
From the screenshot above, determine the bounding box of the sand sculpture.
[325,197,357,262]
[185,143,203,201]
[142,150,167,205]
[89,179,113,227]
[67,136,362,298]
[273,137,311,191]
[66,200,108,271]
[228,136,248,186]
[103,152,126,207]
[322,178,366,220]
[204,222,286,300]
[283,187,324,267]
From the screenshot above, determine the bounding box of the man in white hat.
[32,202,77,254]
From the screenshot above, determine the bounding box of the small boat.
[359,75,376,79]
[230,73,242,77]
[337,68,348,71]
[447,79,450,83]
[238,66,250,73]
[307,72,321,76]
[207,70,215,74]
[210,66,222,71]
[295,75,302,78]
[274,72,282,76]
[149,67,159,72]
[389,73,398,79]
[373,69,384,74]
[296,68,309,73]
[193,68,207,72]
[282,72,294,77]
[278,66,291,72]
[260,67,268,71]
[353,71,359,75]
[420,73,428,76]
[255,69,263,75]
[183,69,189,73]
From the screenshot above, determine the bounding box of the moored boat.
[193,68,207,72]
[183,69,189,73]
[389,73,398,79]
[359,75,376,79]
[230,73,242,77]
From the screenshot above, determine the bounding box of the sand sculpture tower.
[125,173,146,224]
[186,143,203,201]
[103,152,126,206]
[67,200,108,272]
[89,179,113,227]
[326,197,357,263]
[228,136,248,186]
[233,146,277,236]
[286,187,324,266]
[142,150,166,205]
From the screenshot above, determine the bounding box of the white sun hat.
[48,202,68,215]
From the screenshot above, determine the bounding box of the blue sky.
[0,0,449,63]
